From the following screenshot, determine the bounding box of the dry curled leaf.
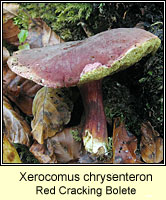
[26,18,64,48]
[3,3,19,23]
[140,121,163,163]
[3,19,20,44]
[29,142,57,164]
[30,126,82,164]
[31,87,73,144]
[3,65,17,90]
[112,118,141,164]
[3,96,31,146]
[3,3,20,44]
[47,126,82,163]
[3,65,42,115]
[3,134,22,163]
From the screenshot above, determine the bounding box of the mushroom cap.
[7,28,160,88]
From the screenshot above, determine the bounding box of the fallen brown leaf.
[3,65,42,115]
[26,18,64,48]
[3,19,20,44]
[31,87,73,144]
[3,96,31,146]
[3,3,19,23]
[30,126,82,164]
[140,121,163,163]
[29,142,57,164]
[112,118,141,164]
[3,3,20,45]
[47,126,82,163]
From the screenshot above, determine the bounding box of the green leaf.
[18,29,28,43]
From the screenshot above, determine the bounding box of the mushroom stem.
[79,79,108,155]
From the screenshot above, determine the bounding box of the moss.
[78,37,160,85]
[106,137,113,154]
[70,129,81,142]
[137,22,163,135]
[13,143,39,164]
[103,80,142,136]
[14,3,94,41]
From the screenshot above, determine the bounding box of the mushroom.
[7,28,160,155]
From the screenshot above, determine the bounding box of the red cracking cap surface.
[7,28,159,88]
